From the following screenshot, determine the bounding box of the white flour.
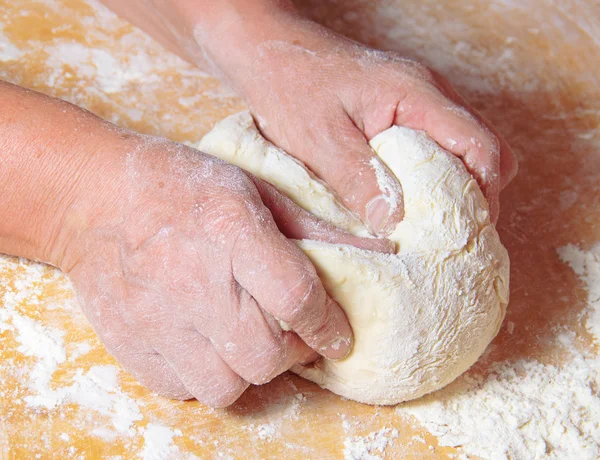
[340,415,405,459]
[344,427,399,460]
[141,423,182,460]
[0,256,182,457]
[368,156,401,217]
[344,427,398,460]
[0,0,237,138]
[558,245,600,342]
[256,423,277,442]
[397,245,600,459]
[0,259,140,433]
[44,42,162,94]
[0,26,20,62]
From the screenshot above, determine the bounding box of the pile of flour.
[397,245,600,459]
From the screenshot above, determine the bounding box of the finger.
[395,85,502,222]
[499,138,519,190]
[201,285,317,385]
[157,331,249,408]
[282,114,404,236]
[231,207,354,359]
[431,72,518,190]
[250,176,396,254]
[83,293,192,399]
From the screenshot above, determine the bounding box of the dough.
[196,111,509,405]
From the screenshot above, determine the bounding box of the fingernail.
[321,333,353,361]
[318,297,354,360]
[366,196,391,234]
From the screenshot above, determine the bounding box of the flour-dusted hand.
[0,80,393,408]
[240,42,518,225]
[62,134,392,407]
[99,0,518,226]
[200,17,519,226]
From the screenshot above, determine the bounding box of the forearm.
[0,80,123,267]
[99,0,304,84]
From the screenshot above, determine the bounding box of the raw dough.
[196,111,509,405]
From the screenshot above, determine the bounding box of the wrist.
[0,82,126,270]
[189,0,296,49]
[188,0,306,90]
[44,133,130,273]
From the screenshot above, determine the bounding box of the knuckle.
[200,379,247,408]
[229,197,261,220]
[469,129,501,162]
[413,65,435,84]
[215,162,256,194]
[280,272,324,322]
[205,391,240,408]
[258,346,287,384]
[202,196,264,243]
[241,341,287,385]
[391,57,434,83]
[333,163,373,208]
[154,385,193,401]
[487,133,502,157]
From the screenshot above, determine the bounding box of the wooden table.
[1,0,598,458]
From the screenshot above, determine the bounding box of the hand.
[98,1,518,227]
[203,15,519,227]
[64,135,391,407]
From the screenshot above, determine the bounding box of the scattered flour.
[368,156,401,215]
[0,260,143,435]
[397,244,600,459]
[558,244,600,342]
[256,423,277,442]
[70,341,94,361]
[29,365,143,435]
[344,427,399,460]
[0,256,183,457]
[243,421,280,443]
[140,423,182,460]
[411,435,425,444]
[44,42,161,94]
[0,26,21,61]
[1,1,598,459]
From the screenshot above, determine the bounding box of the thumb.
[283,115,404,236]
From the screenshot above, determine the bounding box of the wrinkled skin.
[65,135,391,407]
[235,30,519,229]
[201,16,519,230]
[102,1,518,230]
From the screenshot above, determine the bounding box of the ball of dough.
[196,111,509,405]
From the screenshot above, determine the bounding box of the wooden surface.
[0,0,598,458]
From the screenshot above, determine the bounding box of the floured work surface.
[0,1,599,458]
